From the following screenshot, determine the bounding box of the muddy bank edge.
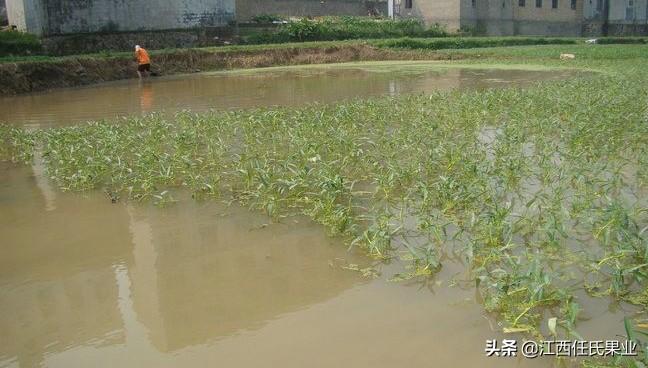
[0,44,456,95]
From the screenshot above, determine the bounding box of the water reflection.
[0,62,577,128]
[0,160,627,368]
[139,82,154,113]
[0,164,365,367]
[126,202,366,353]
[31,147,57,212]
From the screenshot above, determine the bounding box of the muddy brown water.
[0,62,624,368]
[0,61,578,128]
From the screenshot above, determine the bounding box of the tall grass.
[0,30,42,57]
[375,36,578,50]
[244,16,447,44]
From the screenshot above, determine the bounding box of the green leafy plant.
[2,43,648,367]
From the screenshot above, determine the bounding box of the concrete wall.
[513,0,583,22]
[512,19,582,34]
[41,28,235,55]
[583,0,605,19]
[583,0,648,22]
[583,0,648,35]
[512,0,583,35]
[236,0,387,21]
[608,0,648,22]
[10,3,30,30]
[8,0,236,36]
[8,0,648,37]
[403,0,587,35]
[400,0,584,34]
[397,0,461,31]
[1,0,7,25]
[6,0,25,30]
[461,0,514,35]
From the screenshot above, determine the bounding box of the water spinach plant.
[1,44,648,367]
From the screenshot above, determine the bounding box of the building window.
[472,0,476,7]
[536,0,542,7]
[405,0,412,9]
[571,0,576,9]
[552,0,558,7]
[519,0,525,5]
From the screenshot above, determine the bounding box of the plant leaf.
[503,327,531,334]
[625,317,636,342]
[548,317,557,336]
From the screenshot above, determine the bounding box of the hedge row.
[374,37,579,50]
[596,37,648,44]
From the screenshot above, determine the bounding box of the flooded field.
[0,61,577,128]
[0,60,639,368]
[2,162,624,368]
[0,164,489,367]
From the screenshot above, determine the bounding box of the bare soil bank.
[0,44,455,95]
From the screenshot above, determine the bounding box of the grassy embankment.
[3,20,646,95]
[5,36,645,63]
[0,37,570,63]
[0,35,601,95]
[2,44,648,366]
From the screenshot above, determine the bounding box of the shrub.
[374,37,578,50]
[243,16,448,44]
[596,37,647,44]
[422,23,448,38]
[284,18,320,41]
[0,30,42,56]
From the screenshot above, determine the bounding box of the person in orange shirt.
[134,45,151,78]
